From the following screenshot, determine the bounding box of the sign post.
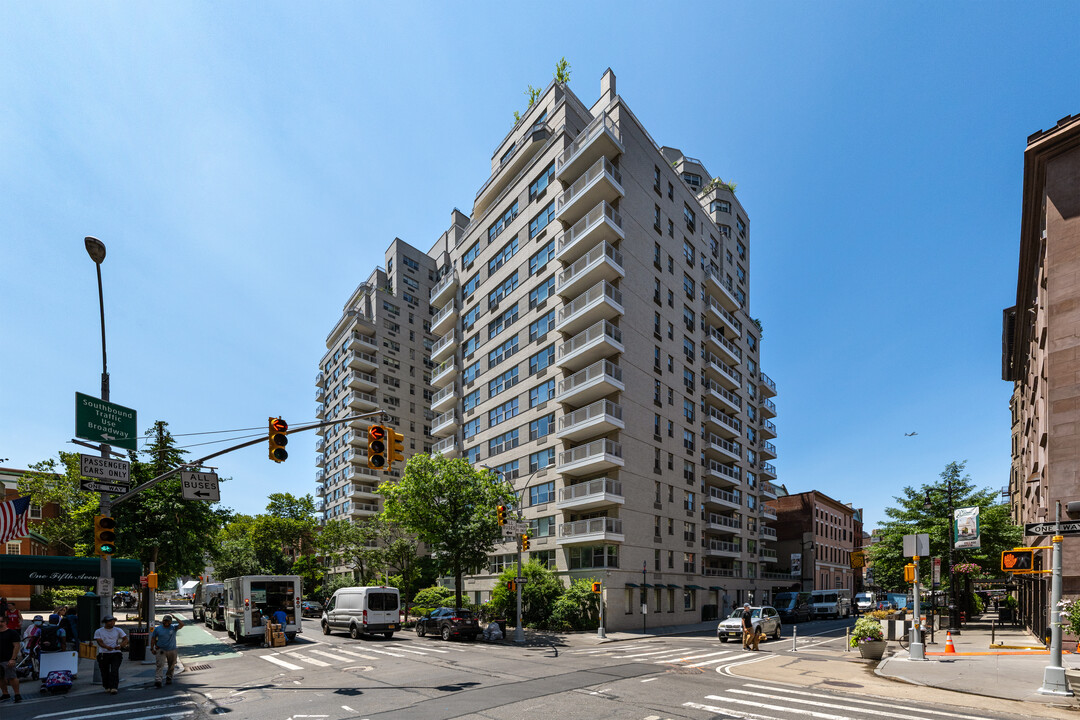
[903,534,928,661]
[1039,503,1073,696]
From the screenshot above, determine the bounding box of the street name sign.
[501,521,529,536]
[79,453,130,484]
[1025,521,1080,536]
[75,392,138,451]
[181,471,220,502]
[81,480,129,494]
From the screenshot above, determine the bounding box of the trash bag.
[483,622,503,641]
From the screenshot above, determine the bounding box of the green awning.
[685,584,704,590]
[0,555,143,586]
[624,582,639,588]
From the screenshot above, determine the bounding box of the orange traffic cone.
[944,631,957,655]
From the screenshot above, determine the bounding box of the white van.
[321,586,401,639]
[223,575,303,643]
[810,588,852,619]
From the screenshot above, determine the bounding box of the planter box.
[858,639,887,660]
[885,619,910,640]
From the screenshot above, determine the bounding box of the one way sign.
[180,471,220,502]
[1025,521,1080,536]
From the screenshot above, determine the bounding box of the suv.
[717,605,781,643]
[415,607,480,641]
[772,592,812,623]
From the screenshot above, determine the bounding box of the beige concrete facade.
[1002,112,1080,635]
[424,70,781,629]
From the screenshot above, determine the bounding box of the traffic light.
[146,572,159,590]
[367,425,388,470]
[94,515,117,556]
[903,563,915,583]
[591,582,602,593]
[268,417,288,462]
[520,534,530,551]
[1002,549,1034,572]
[507,580,516,593]
[497,505,506,525]
[389,429,405,469]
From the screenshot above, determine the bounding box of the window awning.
[0,555,143,586]
[685,584,704,590]
[624,582,640,588]
[709,586,725,591]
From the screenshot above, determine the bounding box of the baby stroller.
[13,644,34,680]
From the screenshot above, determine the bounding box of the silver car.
[717,605,781,643]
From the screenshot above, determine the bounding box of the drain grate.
[186,663,212,672]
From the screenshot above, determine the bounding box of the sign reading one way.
[75,392,138,451]
[1025,521,1080,536]
[180,471,220,502]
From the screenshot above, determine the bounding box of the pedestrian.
[740,603,759,651]
[0,615,22,703]
[93,616,128,695]
[149,614,184,688]
[60,606,79,648]
[22,615,43,649]
[1,599,20,635]
[272,605,288,627]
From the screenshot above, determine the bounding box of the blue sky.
[2,2,1077,528]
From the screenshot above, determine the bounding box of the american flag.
[0,496,31,544]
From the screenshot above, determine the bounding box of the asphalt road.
[3,616,1036,720]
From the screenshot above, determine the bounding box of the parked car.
[415,607,480,641]
[717,605,781,643]
[301,600,323,618]
[772,592,812,623]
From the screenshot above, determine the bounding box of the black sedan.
[415,607,480,641]
[301,600,323,618]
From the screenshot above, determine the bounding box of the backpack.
[38,625,61,652]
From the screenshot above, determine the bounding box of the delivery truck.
[223,575,303,643]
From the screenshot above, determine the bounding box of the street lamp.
[925,486,959,634]
[84,236,113,620]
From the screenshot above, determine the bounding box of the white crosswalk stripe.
[653,650,732,664]
[33,698,197,720]
[739,685,996,720]
[286,653,331,667]
[727,686,997,720]
[613,646,693,659]
[260,654,304,670]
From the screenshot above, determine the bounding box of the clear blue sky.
[2,2,1077,529]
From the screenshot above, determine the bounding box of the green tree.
[548,578,601,631]
[291,554,324,598]
[17,453,101,555]
[378,454,512,610]
[318,518,383,584]
[113,421,227,581]
[553,57,571,84]
[869,461,1022,595]
[251,492,319,573]
[489,560,565,627]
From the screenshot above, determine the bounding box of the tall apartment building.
[1002,112,1080,635]
[424,70,781,629]
[766,490,862,594]
[314,239,442,525]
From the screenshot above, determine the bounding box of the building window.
[488,429,519,456]
[529,275,556,308]
[529,447,555,472]
[529,345,555,374]
[569,545,619,570]
[488,303,519,339]
[529,515,556,538]
[654,205,662,232]
[489,237,519,275]
[493,459,519,480]
[463,388,482,412]
[462,240,480,269]
[529,240,556,275]
[6,541,21,555]
[463,361,480,384]
[529,378,556,406]
[463,418,482,439]
[683,273,695,298]
[488,201,520,243]
[489,367,520,397]
[683,399,695,422]
[488,335,519,367]
[683,430,695,452]
[684,586,697,610]
[531,549,556,569]
[529,413,555,440]
[529,162,556,200]
[529,310,556,341]
[488,272,519,309]
[530,481,556,505]
[463,272,480,300]
[529,201,556,238]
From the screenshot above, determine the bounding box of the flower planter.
[858,639,887,660]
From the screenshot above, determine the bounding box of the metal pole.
[92,254,114,623]
[514,544,524,644]
[909,556,926,660]
[642,562,647,635]
[597,582,606,639]
[945,479,959,634]
[1039,502,1072,696]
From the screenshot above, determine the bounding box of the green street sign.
[75,392,138,451]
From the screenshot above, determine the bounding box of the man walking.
[0,616,22,703]
[740,603,759,651]
[150,614,184,687]
[93,616,128,694]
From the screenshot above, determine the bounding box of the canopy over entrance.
[0,555,142,585]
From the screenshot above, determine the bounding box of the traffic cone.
[944,631,957,655]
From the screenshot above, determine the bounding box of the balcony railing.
[429,272,457,303]
[760,372,777,393]
[556,157,623,214]
[556,201,623,256]
[707,514,741,530]
[558,399,623,433]
[558,359,622,397]
[707,326,742,361]
[705,352,743,385]
[557,241,624,290]
[706,433,741,457]
[706,296,742,333]
[556,114,622,171]
[559,438,622,466]
[431,384,456,407]
[703,567,736,577]
[558,477,623,503]
[705,380,741,409]
[431,302,456,329]
[558,320,622,360]
[708,487,740,506]
[706,407,742,434]
[432,410,457,432]
[706,460,740,483]
[707,540,741,554]
[431,330,456,357]
[760,548,778,560]
[762,397,777,415]
[557,281,622,326]
[433,436,458,455]
[760,527,777,540]
[559,516,623,538]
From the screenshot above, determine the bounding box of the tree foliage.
[318,518,383,584]
[17,453,101,555]
[553,57,571,84]
[378,454,513,609]
[868,461,1022,593]
[489,560,565,627]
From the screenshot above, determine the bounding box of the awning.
[0,555,143,586]
[179,580,199,590]
[685,584,705,590]
[663,584,682,589]
[708,586,725,591]
[624,583,640,588]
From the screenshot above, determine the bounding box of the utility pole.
[909,555,926,660]
[1039,501,1073,696]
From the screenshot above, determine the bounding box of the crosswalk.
[257,639,472,671]
[28,694,197,720]
[568,642,755,668]
[680,683,1004,720]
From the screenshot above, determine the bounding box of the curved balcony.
[316,453,327,468]
[431,330,458,364]
[556,477,624,511]
[315,482,327,497]
[705,379,741,414]
[556,516,624,546]
[347,349,377,371]
[706,296,742,336]
[315,438,326,453]
[704,406,741,439]
[431,359,457,389]
[761,474,778,491]
[558,438,623,477]
[556,359,623,407]
[705,268,741,311]
[555,113,624,181]
[705,326,741,365]
[431,410,458,437]
[349,483,379,499]
[705,459,740,488]
[346,370,378,392]
[703,351,742,390]
[705,540,741,558]
[557,320,623,372]
[430,384,457,413]
[760,526,777,541]
[315,469,326,482]
[431,301,458,336]
[554,157,624,226]
[351,502,381,518]
[555,399,624,442]
[704,487,741,511]
[433,435,459,457]
[429,272,458,309]
[347,391,377,411]
[704,433,741,463]
[556,280,623,336]
[556,241,624,299]
[555,201,624,265]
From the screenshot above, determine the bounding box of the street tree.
[318,518,383,584]
[378,454,513,610]
[17,453,101,555]
[251,492,319,573]
[215,514,264,578]
[868,461,1022,595]
[490,560,565,627]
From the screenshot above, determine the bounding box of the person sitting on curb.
[150,614,184,688]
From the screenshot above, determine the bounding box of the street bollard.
[845,627,850,652]
[991,620,995,646]
[792,626,797,652]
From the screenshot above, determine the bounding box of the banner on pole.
[954,507,981,549]
[790,553,801,578]
[932,557,941,588]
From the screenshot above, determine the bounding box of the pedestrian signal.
[268,417,289,463]
[94,515,117,556]
[904,563,915,583]
[146,571,159,590]
[367,425,388,470]
[507,580,516,593]
[591,582,602,593]
[1001,549,1034,573]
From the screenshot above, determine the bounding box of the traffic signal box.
[507,580,516,593]
[146,572,158,590]
[903,563,915,583]
[94,515,117,556]
[591,582,602,593]
[1002,549,1034,573]
[367,425,388,470]
[497,505,506,525]
[389,429,405,469]
[520,534,530,551]
[268,417,289,463]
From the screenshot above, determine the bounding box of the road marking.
[332,647,379,660]
[615,646,692,658]
[685,700,782,720]
[363,647,405,657]
[40,708,194,720]
[654,650,732,664]
[35,698,194,717]
[641,677,658,682]
[732,688,998,720]
[705,694,853,720]
[309,649,352,662]
[388,646,430,655]
[686,653,737,668]
[341,707,356,713]
[261,655,304,670]
[288,653,331,667]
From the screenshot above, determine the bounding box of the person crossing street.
[93,616,128,694]
[150,614,184,687]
